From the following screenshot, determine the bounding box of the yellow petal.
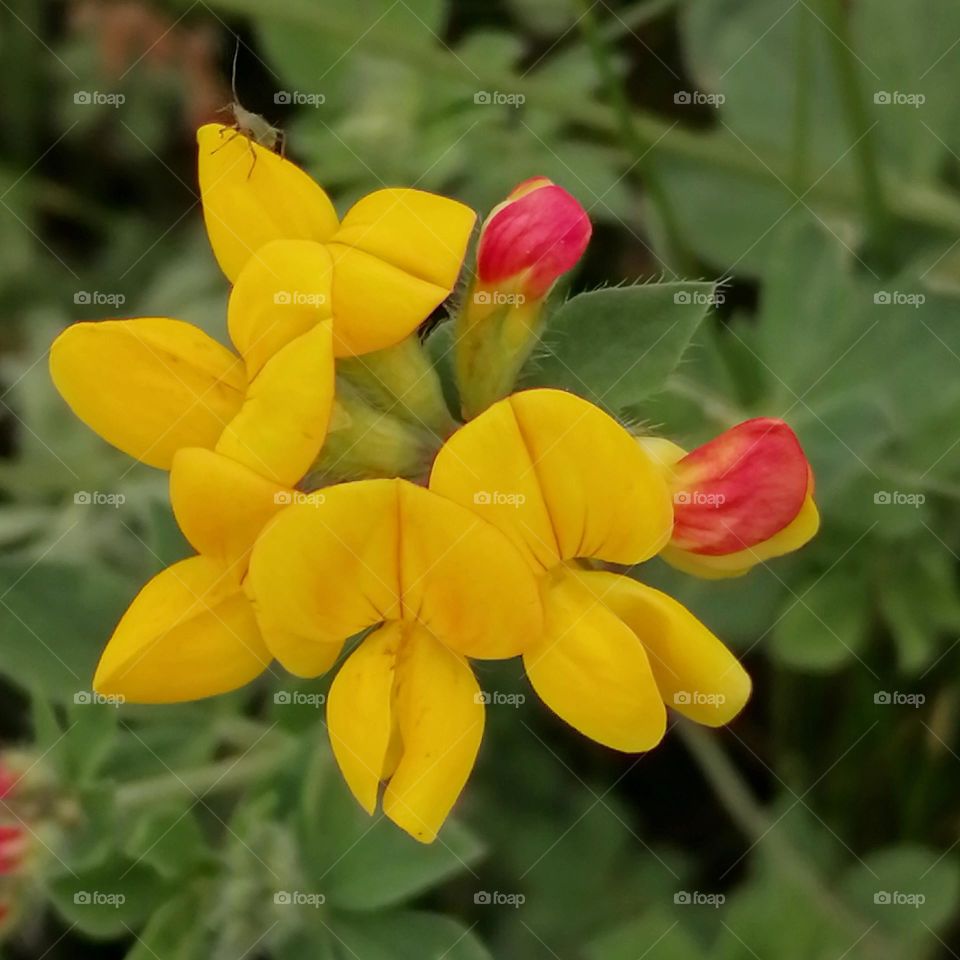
[430,388,674,570]
[327,244,455,357]
[247,480,401,676]
[215,322,335,486]
[228,239,334,378]
[383,623,483,843]
[50,318,246,469]
[170,448,291,569]
[94,556,270,703]
[327,621,402,815]
[397,481,541,659]
[197,123,339,282]
[332,188,475,291]
[523,567,667,752]
[662,494,820,579]
[572,569,751,726]
[429,392,559,570]
[246,479,542,673]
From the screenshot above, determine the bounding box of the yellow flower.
[50,126,476,473]
[49,280,336,480]
[247,478,543,842]
[94,448,295,702]
[428,388,752,751]
[196,124,476,357]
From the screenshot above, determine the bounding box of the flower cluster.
[50,126,819,842]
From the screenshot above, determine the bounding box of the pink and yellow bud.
[476,177,592,301]
[457,178,592,419]
[641,418,819,579]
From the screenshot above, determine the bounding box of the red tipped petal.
[672,418,811,556]
[477,180,591,299]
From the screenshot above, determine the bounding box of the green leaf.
[876,545,960,672]
[63,698,119,785]
[332,911,494,960]
[681,0,849,184]
[585,909,703,960]
[842,845,960,939]
[659,151,802,275]
[520,283,714,410]
[770,559,872,671]
[257,0,443,101]
[753,215,855,405]
[49,860,172,939]
[122,804,209,880]
[0,560,137,703]
[300,749,484,911]
[124,890,210,960]
[713,873,849,960]
[64,785,122,873]
[853,0,960,180]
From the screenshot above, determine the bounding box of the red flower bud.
[476,177,592,300]
[669,418,813,555]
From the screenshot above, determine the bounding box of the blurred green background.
[2,0,960,957]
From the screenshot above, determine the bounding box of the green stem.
[115,744,293,811]
[677,722,898,959]
[790,3,812,193]
[575,0,691,277]
[818,0,890,253]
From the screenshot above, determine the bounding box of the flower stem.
[677,721,898,959]
[115,741,294,812]
[790,4,813,193]
[574,0,692,278]
[817,0,891,255]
